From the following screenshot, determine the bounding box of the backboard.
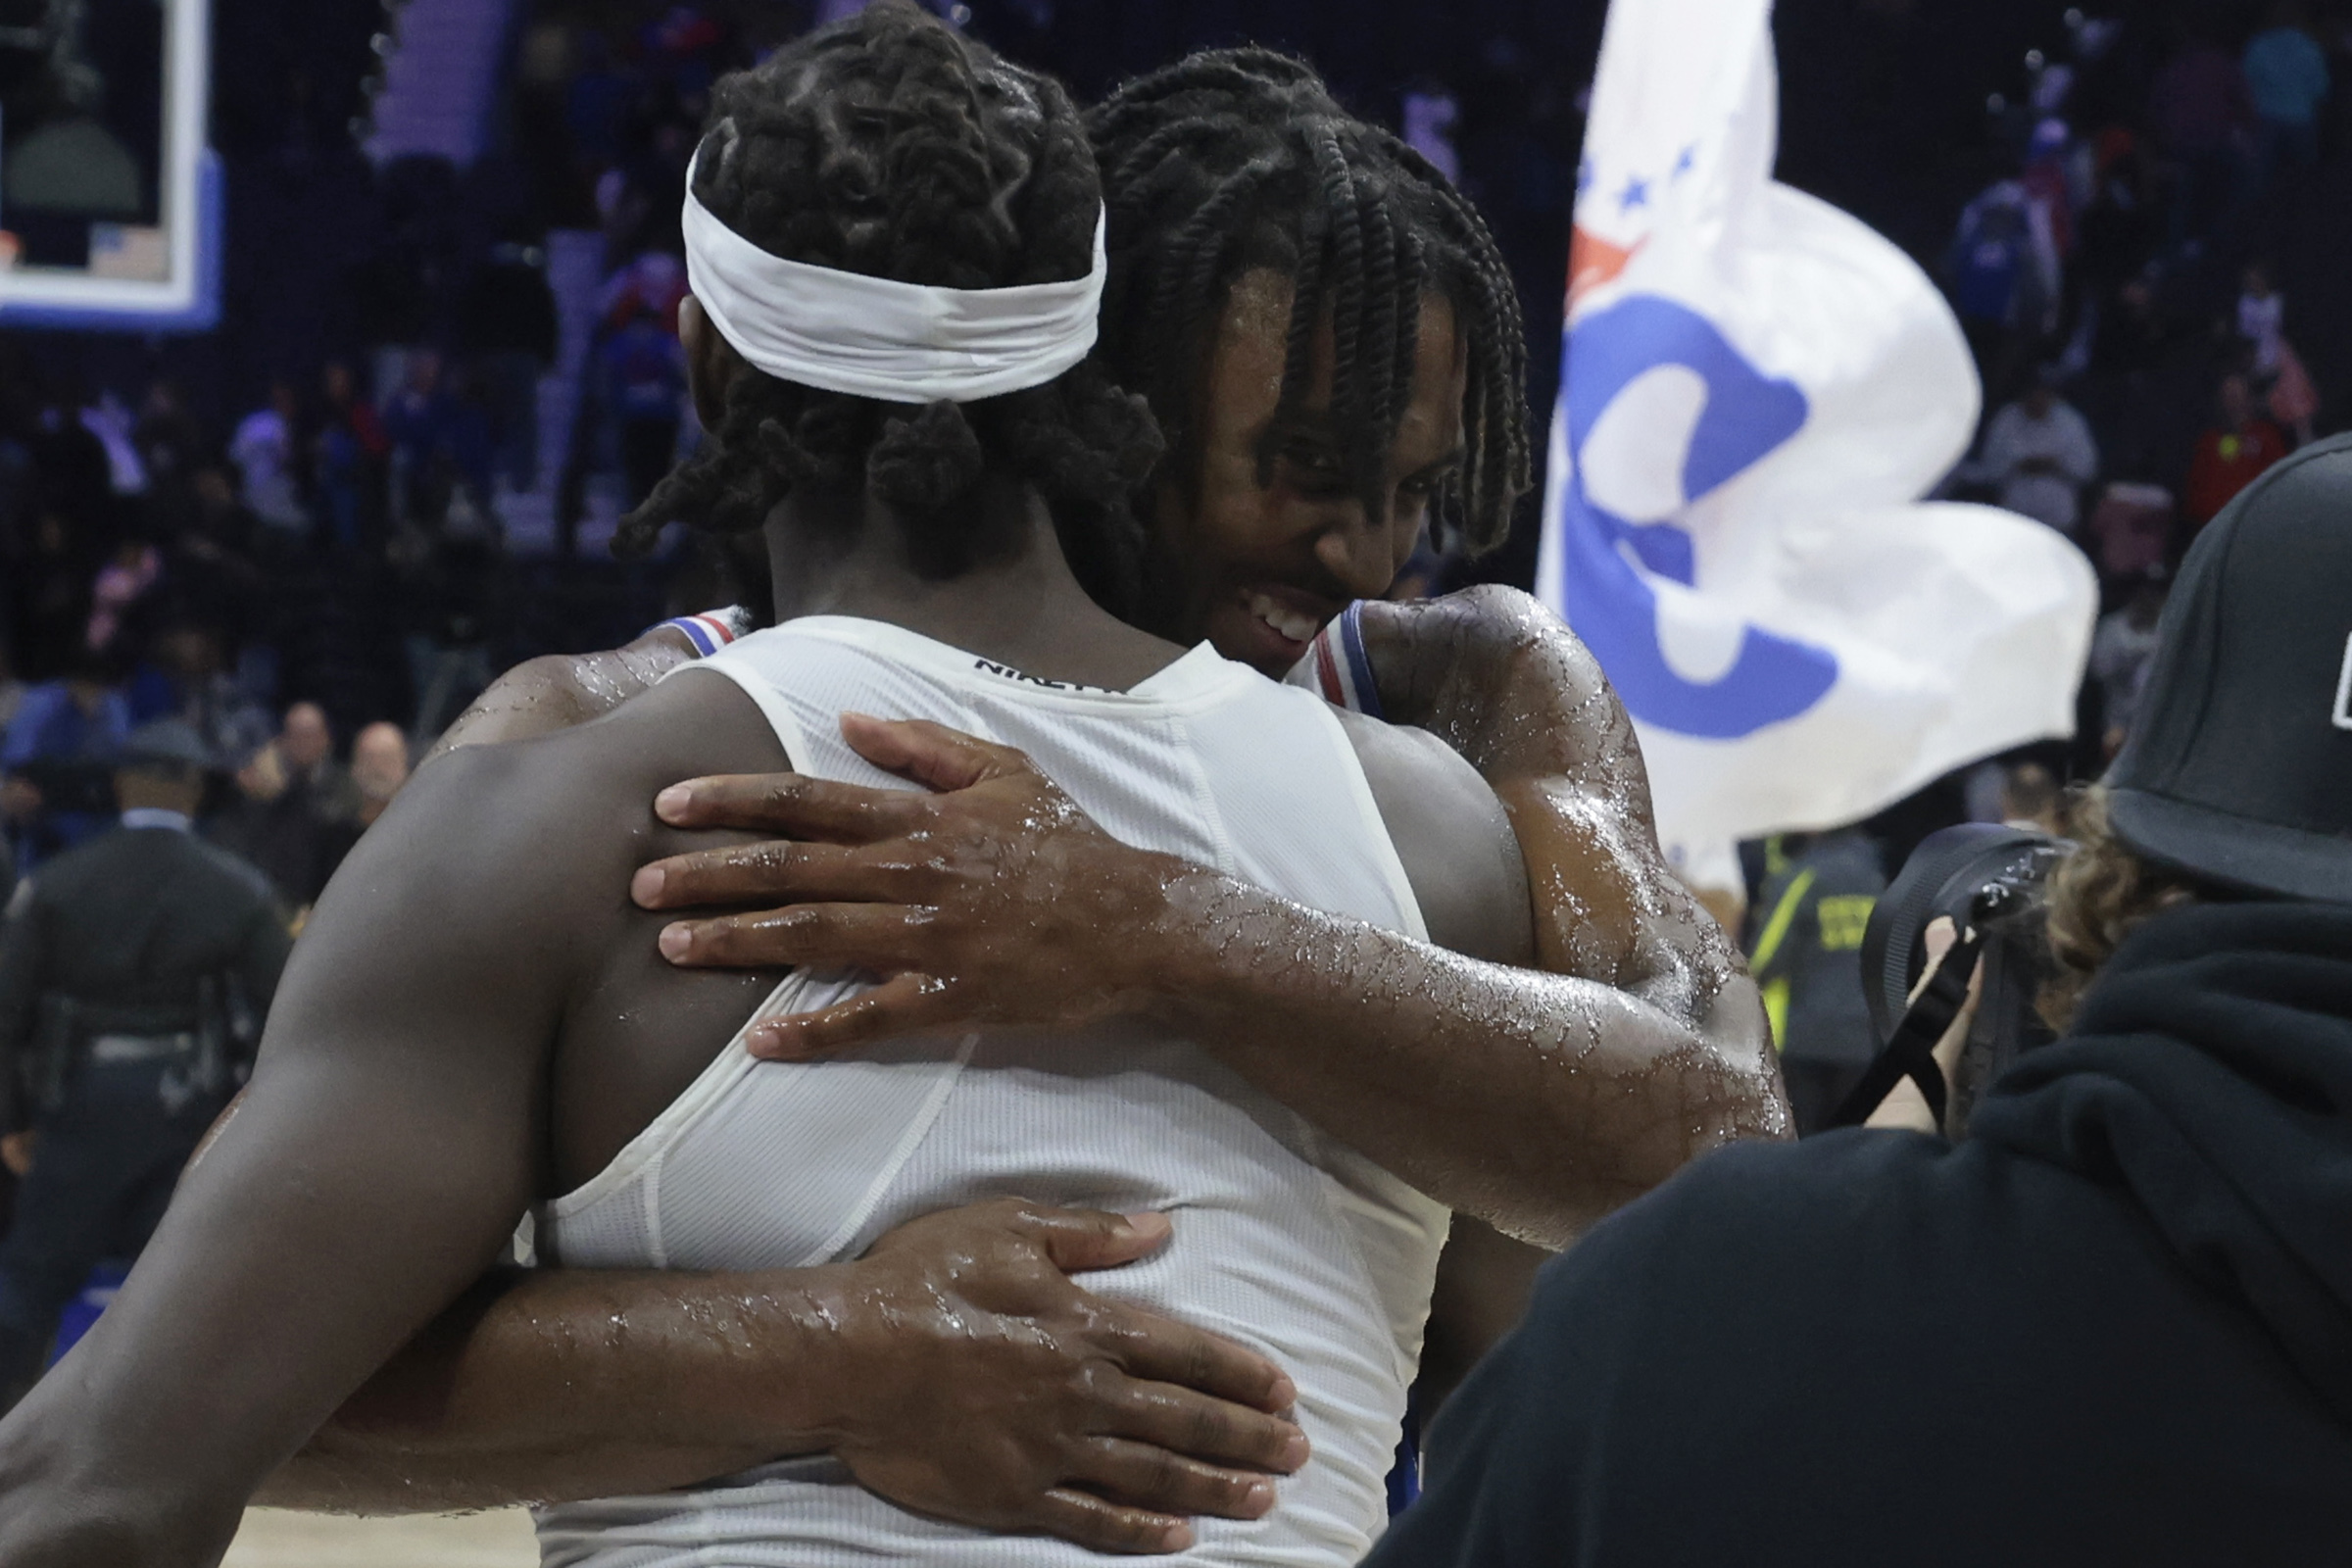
[0,0,217,330]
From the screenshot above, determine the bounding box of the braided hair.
[615,0,1160,592]
[1086,48,1533,564]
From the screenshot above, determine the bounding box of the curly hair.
[614,0,1161,591]
[1085,48,1533,567]
[2039,785,2207,1031]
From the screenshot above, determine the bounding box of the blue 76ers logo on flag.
[1556,295,1839,739]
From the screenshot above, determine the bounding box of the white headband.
[681,150,1106,405]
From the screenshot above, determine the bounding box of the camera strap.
[1828,931,1984,1131]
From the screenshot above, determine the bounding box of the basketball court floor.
[223,1508,538,1567]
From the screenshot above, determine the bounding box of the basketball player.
[0,12,1533,1564]
[244,47,1787,1533]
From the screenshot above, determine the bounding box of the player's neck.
[763,480,1182,688]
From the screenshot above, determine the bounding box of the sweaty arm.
[0,740,606,1566]
[642,590,1785,1247]
[1350,586,1788,1175]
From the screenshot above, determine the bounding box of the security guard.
[0,719,289,1405]
[1746,827,1886,1136]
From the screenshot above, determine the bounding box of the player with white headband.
[0,8,1538,1565]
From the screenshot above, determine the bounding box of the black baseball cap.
[2105,432,2352,903]
[120,718,222,774]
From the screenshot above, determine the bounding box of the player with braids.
[177,39,1786,1557]
[1087,47,1529,588]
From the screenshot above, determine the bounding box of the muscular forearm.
[1150,868,1772,1248]
[1317,588,1788,1234]
[258,1266,839,1513]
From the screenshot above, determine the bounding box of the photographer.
[1370,436,2352,1566]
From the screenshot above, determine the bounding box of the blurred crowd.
[3,0,2349,1093]
[1944,1,2347,760]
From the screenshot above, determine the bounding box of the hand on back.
[827,1200,1307,1553]
[632,711,1201,1056]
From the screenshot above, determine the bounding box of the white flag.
[1535,0,2098,866]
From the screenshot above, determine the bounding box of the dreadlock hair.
[1086,48,1533,567]
[614,1,1161,598]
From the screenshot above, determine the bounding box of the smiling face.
[1144,269,1468,676]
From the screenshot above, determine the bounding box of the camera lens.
[1859,824,2064,1046]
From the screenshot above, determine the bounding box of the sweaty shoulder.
[1331,705,1533,966]
[392,668,787,890]
[428,626,704,758]
[1352,587,1645,785]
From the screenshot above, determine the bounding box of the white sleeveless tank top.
[533,615,1450,1568]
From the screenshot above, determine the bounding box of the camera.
[1830,824,2072,1136]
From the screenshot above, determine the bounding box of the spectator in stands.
[6,513,91,684]
[26,385,115,543]
[316,720,411,885]
[2082,480,2174,585]
[165,468,267,654]
[564,29,635,169]
[75,390,145,499]
[274,703,353,820]
[2238,260,2286,379]
[2185,372,2288,528]
[600,249,689,335]
[2238,263,2322,448]
[1998,760,2065,836]
[0,646,132,867]
[399,534,502,745]
[229,382,309,539]
[600,301,688,510]
[2090,571,2168,757]
[384,350,460,528]
[2017,118,2076,269]
[459,241,560,495]
[1972,372,2100,533]
[2074,130,2161,318]
[311,363,387,554]
[209,702,357,909]
[1947,177,2058,389]
[131,381,204,495]
[346,721,410,828]
[142,621,273,771]
[2244,0,2332,186]
[2149,21,2253,245]
[83,536,160,656]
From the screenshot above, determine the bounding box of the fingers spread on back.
[655,772,928,841]
[1106,1308,1298,1414]
[1033,1489,1193,1555]
[1099,1381,1308,1474]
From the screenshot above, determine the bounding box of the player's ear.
[681,295,746,432]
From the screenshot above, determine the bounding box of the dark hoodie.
[1373,900,2352,1567]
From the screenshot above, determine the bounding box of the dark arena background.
[9,0,2342,738]
[1,0,2347,1557]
